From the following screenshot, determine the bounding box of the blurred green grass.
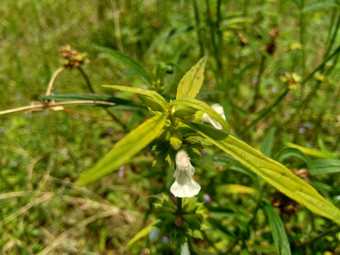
[0,0,339,254]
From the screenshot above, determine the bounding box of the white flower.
[181,242,190,255]
[170,150,201,198]
[201,103,226,130]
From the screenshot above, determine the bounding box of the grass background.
[0,0,339,254]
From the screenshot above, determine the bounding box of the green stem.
[77,66,126,128]
[78,67,95,93]
[205,0,222,83]
[298,0,306,77]
[192,0,205,57]
[250,54,266,112]
[280,45,340,133]
[324,11,340,58]
[242,89,289,134]
[177,197,182,215]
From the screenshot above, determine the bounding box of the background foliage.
[0,0,339,254]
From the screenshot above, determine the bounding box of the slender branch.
[0,100,115,116]
[45,67,64,96]
[250,54,266,112]
[78,67,95,93]
[324,12,340,58]
[241,89,289,134]
[243,45,340,134]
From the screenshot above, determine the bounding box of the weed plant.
[0,0,340,254]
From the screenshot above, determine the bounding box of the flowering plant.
[75,57,340,251]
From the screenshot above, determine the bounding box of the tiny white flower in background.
[170,150,201,198]
[181,242,190,255]
[149,228,160,242]
[201,103,226,130]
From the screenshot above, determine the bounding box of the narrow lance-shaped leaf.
[172,98,230,132]
[76,113,167,185]
[189,123,340,224]
[93,45,152,86]
[103,85,168,111]
[176,57,207,99]
[263,201,292,255]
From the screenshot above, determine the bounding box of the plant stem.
[324,11,340,58]
[280,45,340,133]
[250,54,266,112]
[177,197,182,215]
[192,0,205,57]
[78,67,95,93]
[45,67,64,96]
[241,88,289,134]
[78,66,126,128]
[205,0,222,83]
[0,100,116,116]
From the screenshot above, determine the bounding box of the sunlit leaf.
[176,57,207,99]
[217,184,256,195]
[76,113,167,185]
[103,85,168,111]
[285,142,336,158]
[172,98,230,132]
[189,123,340,224]
[126,221,159,247]
[263,201,292,255]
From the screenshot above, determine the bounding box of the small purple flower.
[10,161,18,168]
[203,194,212,203]
[272,87,277,93]
[107,128,113,135]
[83,116,90,122]
[73,114,79,120]
[118,166,125,178]
[162,236,169,244]
[200,150,207,156]
[299,127,305,134]
[252,77,258,84]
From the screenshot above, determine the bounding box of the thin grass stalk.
[192,0,205,57]
[250,54,266,112]
[205,0,222,85]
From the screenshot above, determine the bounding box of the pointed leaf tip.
[176,56,208,99]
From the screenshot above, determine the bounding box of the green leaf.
[309,159,340,175]
[260,127,275,157]
[263,201,291,255]
[189,124,340,224]
[93,45,152,86]
[274,147,311,165]
[285,142,336,158]
[76,113,167,185]
[41,93,139,107]
[172,98,230,132]
[126,221,159,247]
[103,85,168,111]
[302,2,339,13]
[176,57,207,99]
